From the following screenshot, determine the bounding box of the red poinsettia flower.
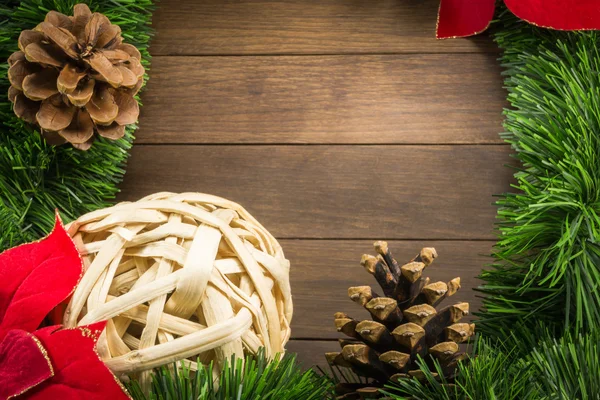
[437,0,600,39]
[0,215,130,400]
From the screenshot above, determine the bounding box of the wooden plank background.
[138,55,506,144]
[150,0,497,55]
[118,0,511,369]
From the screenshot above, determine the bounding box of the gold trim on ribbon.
[7,334,55,399]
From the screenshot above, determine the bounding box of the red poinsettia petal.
[47,297,72,326]
[0,329,53,399]
[0,213,82,341]
[505,0,600,30]
[27,322,131,400]
[436,0,496,39]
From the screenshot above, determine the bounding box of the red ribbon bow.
[437,0,600,39]
[0,215,130,399]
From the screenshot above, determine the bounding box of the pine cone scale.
[59,109,94,144]
[86,84,118,124]
[379,350,410,371]
[37,95,76,131]
[24,42,64,67]
[119,43,142,60]
[96,25,122,49]
[67,79,95,107]
[8,59,38,91]
[85,13,109,46]
[117,65,138,87]
[39,22,79,59]
[18,30,45,53]
[42,130,68,146]
[86,52,123,87]
[96,123,125,140]
[22,69,59,101]
[114,91,140,126]
[57,64,86,93]
[45,10,72,30]
[13,94,39,124]
[8,51,26,66]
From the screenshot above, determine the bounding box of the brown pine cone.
[329,242,474,399]
[7,4,144,150]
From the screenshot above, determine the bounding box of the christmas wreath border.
[0,2,599,399]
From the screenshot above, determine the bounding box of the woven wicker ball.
[64,192,292,381]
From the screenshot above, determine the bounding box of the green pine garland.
[476,11,600,337]
[0,0,154,251]
[384,329,600,400]
[126,350,334,400]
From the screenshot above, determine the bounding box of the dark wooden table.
[118,0,512,368]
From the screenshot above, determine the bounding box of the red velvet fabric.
[26,323,130,400]
[0,214,82,341]
[0,216,130,399]
[437,0,600,39]
[436,0,495,39]
[0,329,53,399]
[505,0,600,30]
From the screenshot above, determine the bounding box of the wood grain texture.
[284,240,492,339]
[118,145,514,239]
[150,0,496,55]
[287,340,336,369]
[137,54,506,144]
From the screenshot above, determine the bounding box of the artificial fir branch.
[528,329,600,398]
[476,9,600,336]
[382,334,538,400]
[383,327,600,400]
[126,349,334,400]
